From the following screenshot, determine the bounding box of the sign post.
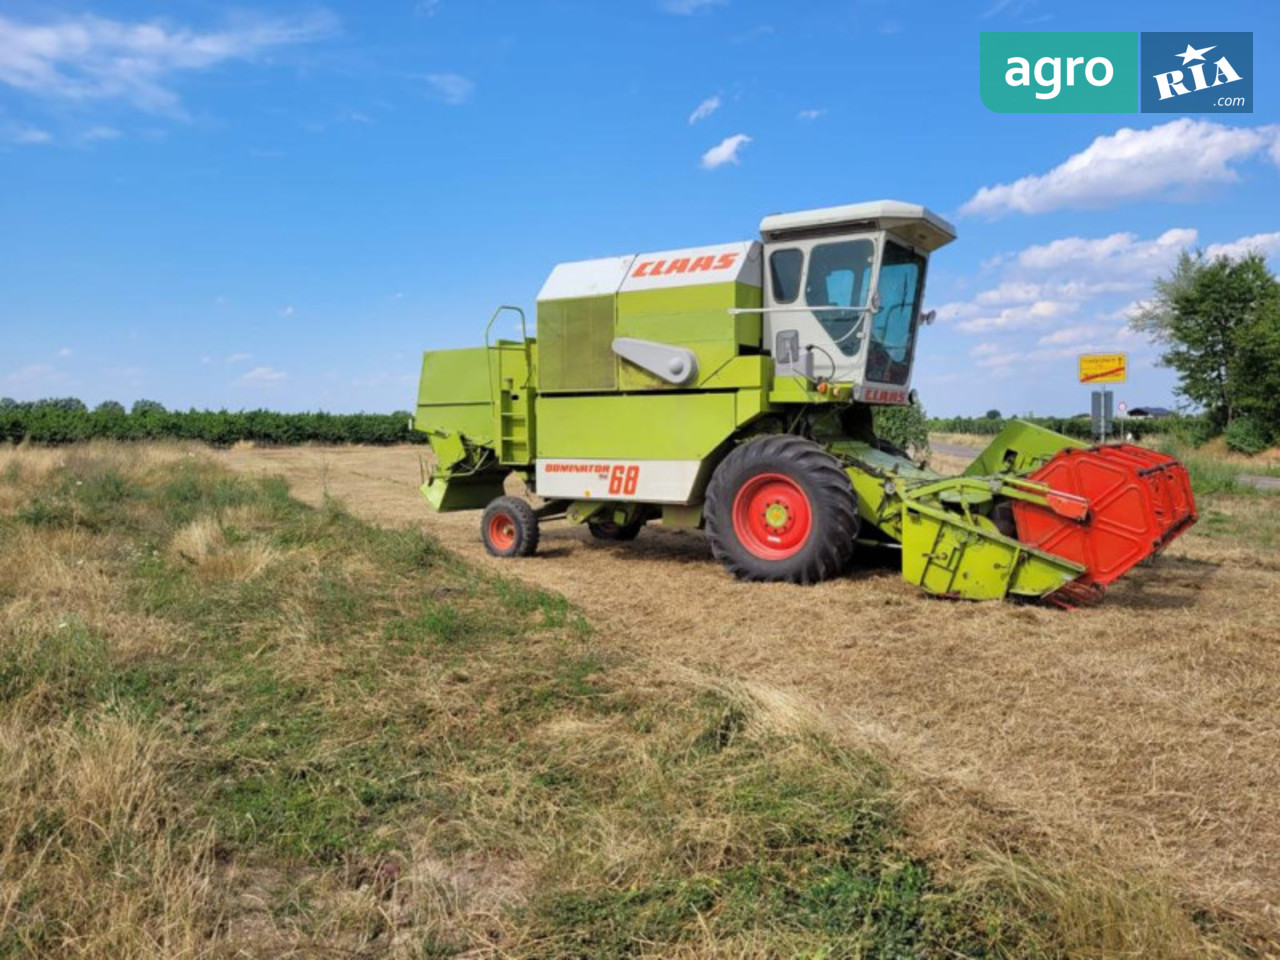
[1078,353,1127,443]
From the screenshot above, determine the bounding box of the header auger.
[412,200,1197,603]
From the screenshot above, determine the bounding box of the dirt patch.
[223,444,1280,939]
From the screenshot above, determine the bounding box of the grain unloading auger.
[412,200,1197,602]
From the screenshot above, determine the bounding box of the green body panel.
[899,500,1083,599]
[963,419,1086,477]
[537,295,617,393]
[615,282,762,390]
[535,392,745,460]
[414,347,498,445]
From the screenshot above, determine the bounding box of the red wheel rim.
[731,473,812,560]
[488,513,517,551]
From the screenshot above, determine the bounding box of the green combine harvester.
[412,200,1197,602]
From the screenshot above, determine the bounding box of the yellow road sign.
[1078,353,1127,384]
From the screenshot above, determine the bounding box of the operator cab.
[759,200,955,404]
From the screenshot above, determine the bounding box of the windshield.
[804,238,875,356]
[865,241,925,385]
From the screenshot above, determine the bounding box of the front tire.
[705,435,859,584]
[481,496,539,558]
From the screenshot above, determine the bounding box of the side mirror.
[920,309,937,326]
[774,329,800,365]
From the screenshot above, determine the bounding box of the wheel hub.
[730,473,813,560]
[763,501,793,533]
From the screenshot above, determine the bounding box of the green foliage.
[1224,416,1272,456]
[874,402,930,454]
[1131,251,1280,438]
[984,408,1002,420]
[0,401,427,447]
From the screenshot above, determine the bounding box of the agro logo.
[1140,32,1252,113]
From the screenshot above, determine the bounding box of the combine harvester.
[412,201,1196,603]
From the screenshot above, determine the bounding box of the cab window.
[804,239,875,356]
[769,248,803,304]
[865,241,925,385]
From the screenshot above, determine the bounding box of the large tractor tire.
[705,435,860,585]
[481,496,540,558]
[588,518,644,542]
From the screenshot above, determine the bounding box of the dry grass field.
[221,442,1280,953]
[2,440,1278,957]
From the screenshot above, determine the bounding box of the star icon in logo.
[1176,42,1216,65]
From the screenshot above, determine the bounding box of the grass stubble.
[0,442,1269,958]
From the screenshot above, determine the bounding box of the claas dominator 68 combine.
[412,201,1196,602]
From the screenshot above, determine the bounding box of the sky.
[0,0,1277,416]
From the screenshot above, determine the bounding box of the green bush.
[875,403,931,454]
[0,401,427,448]
[1224,416,1272,456]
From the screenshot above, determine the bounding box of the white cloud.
[956,299,1079,334]
[700,133,750,170]
[1037,325,1106,347]
[0,11,338,114]
[280,305,295,317]
[688,95,720,125]
[5,363,67,386]
[961,119,1280,217]
[1205,232,1280,262]
[57,347,72,357]
[3,123,52,145]
[661,0,727,13]
[414,0,442,16]
[797,108,824,121]
[80,125,120,142]
[226,352,252,364]
[940,227,1208,338]
[419,73,473,105]
[1015,228,1197,272]
[237,366,287,384]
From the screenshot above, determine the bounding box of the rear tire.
[588,518,644,542]
[705,435,859,584]
[481,496,539,558]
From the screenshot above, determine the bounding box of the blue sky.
[1,0,1276,416]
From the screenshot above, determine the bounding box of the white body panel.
[760,200,956,252]
[535,459,703,504]
[537,255,636,302]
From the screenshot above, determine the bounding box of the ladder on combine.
[485,306,534,466]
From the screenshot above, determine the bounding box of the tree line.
[0,399,425,447]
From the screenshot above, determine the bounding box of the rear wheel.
[588,518,644,541]
[705,435,859,584]
[481,496,539,557]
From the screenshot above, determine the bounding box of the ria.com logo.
[980,32,1252,113]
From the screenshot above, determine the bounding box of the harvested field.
[223,443,1280,946]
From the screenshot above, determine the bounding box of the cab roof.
[759,199,956,252]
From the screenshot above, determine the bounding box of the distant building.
[1127,406,1174,419]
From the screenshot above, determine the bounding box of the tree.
[984,408,1002,420]
[1131,251,1280,437]
[94,400,126,416]
[131,399,167,416]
